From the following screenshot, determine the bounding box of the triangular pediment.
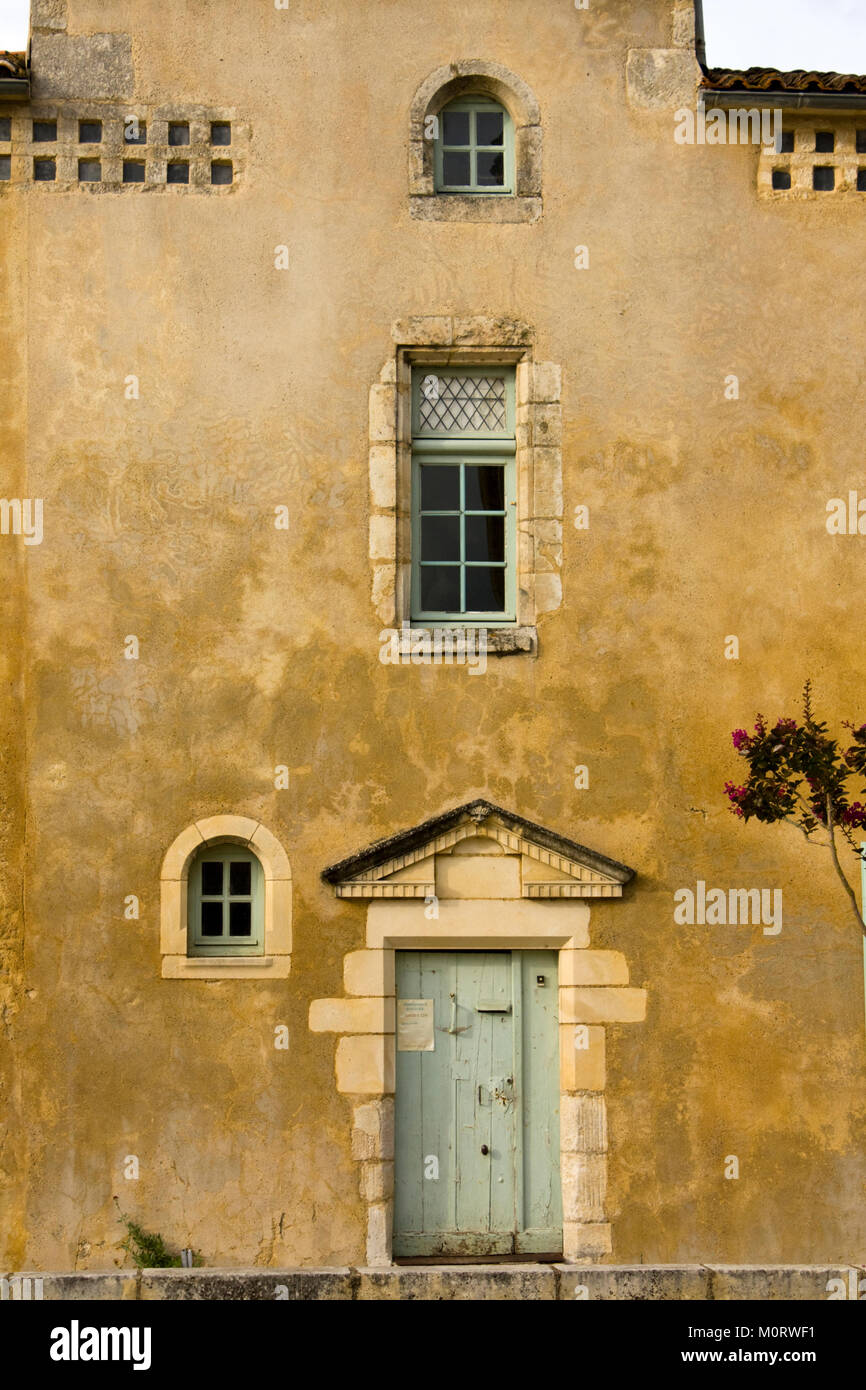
[322,800,636,900]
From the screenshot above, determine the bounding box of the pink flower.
[731,729,751,750]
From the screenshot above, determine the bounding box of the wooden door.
[394,950,561,1258]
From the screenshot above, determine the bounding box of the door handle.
[481,1144,489,1156]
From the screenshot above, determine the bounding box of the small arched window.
[187,844,264,956]
[435,97,513,195]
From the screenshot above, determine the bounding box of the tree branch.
[825,793,866,939]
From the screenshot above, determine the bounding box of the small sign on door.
[397,999,435,1051]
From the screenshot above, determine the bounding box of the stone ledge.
[357,1265,557,1300]
[140,1269,355,1300]
[409,195,541,224]
[6,1265,863,1300]
[407,626,537,657]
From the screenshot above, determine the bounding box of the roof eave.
[702,87,866,111]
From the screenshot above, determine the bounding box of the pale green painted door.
[394,950,561,1258]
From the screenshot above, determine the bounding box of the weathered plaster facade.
[1,0,866,1276]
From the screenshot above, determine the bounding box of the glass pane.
[229,861,251,895]
[418,376,507,434]
[229,902,252,936]
[476,150,505,186]
[466,515,504,562]
[466,566,505,612]
[168,123,190,146]
[442,151,471,186]
[421,516,460,562]
[420,465,460,510]
[420,567,461,612]
[442,110,470,145]
[465,466,504,509]
[476,111,504,146]
[201,901,223,936]
[201,862,223,895]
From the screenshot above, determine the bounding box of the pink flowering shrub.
[725,682,866,935]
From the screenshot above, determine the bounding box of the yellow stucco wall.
[1,0,865,1270]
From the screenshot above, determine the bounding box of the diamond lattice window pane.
[419,375,507,433]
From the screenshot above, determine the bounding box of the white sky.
[1,2,866,74]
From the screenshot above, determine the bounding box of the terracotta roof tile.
[0,51,27,80]
[703,66,866,95]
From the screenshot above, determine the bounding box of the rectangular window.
[33,120,56,143]
[0,118,11,141]
[189,848,264,956]
[435,98,513,194]
[411,367,516,625]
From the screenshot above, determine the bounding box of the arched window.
[188,844,264,956]
[160,815,292,979]
[409,61,542,223]
[434,97,513,195]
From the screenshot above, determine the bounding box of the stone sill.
[161,955,291,980]
[407,626,537,656]
[409,194,541,224]
[8,1264,862,1301]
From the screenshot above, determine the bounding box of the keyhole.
[481,1144,489,1156]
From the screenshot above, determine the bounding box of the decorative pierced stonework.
[0,105,247,192]
[758,119,866,200]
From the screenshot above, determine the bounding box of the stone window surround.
[369,317,564,655]
[309,894,648,1268]
[409,61,542,223]
[159,816,292,979]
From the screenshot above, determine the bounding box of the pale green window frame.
[187,845,265,957]
[434,96,514,195]
[410,366,517,626]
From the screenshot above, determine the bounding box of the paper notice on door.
[397,999,435,1051]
